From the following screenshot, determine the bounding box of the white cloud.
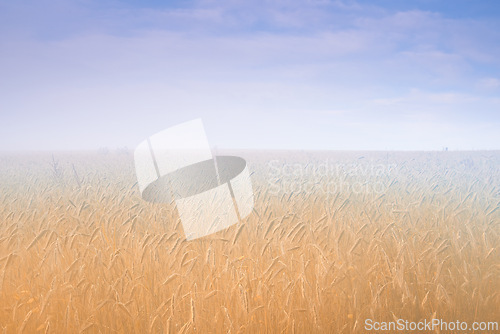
[477,77,500,90]
[0,0,499,150]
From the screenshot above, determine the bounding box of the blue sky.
[0,0,499,150]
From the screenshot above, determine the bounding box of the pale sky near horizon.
[1,0,499,151]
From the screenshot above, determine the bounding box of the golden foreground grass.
[0,150,498,333]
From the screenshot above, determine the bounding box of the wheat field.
[0,150,498,333]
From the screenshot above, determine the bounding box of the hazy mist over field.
[1,0,500,151]
[0,150,498,332]
[0,2,499,333]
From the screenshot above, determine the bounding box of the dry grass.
[0,150,498,333]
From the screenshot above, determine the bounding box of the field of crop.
[0,150,498,333]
